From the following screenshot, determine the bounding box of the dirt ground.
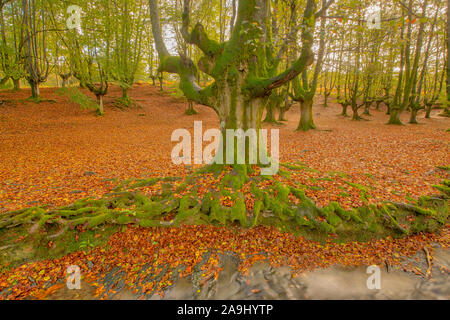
[0,83,448,212]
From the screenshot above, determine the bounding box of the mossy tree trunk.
[409,104,420,124]
[59,73,71,88]
[391,0,427,125]
[96,94,104,115]
[351,101,363,121]
[70,39,109,114]
[122,87,129,99]
[388,7,406,125]
[149,0,322,165]
[340,102,349,116]
[13,78,20,91]
[22,0,49,100]
[185,100,198,115]
[297,96,316,131]
[278,95,292,121]
[424,102,433,118]
[263,98,279,124]
[29,80,39,99]
[158,72,163,91]
[291,1,328,131]
[323,90,331,108]
[363,101,372,116]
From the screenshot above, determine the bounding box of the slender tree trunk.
[425,103,432,118]
[158,72,163,91]
[97,95,104,114]
[323,91,330,108]
[186,100,197,115]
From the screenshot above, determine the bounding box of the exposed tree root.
[0,165,448,243]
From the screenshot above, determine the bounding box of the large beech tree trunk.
[149,0,322,167]
[297,98,315,131]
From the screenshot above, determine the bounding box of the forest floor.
[0,83,449,300]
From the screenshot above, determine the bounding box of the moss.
[87,211,113,228]
[117,214,133,225]
[433,184,450,196]
[139,219,163,228]
[230,198,247,226]
[1,166,449,253]
[252,200,263,227]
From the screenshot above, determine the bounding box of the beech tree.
[291,0,329,131]
[22,0,49,99]
[0,0,24,90]
[109,0,147,104]
[149,0,332,165]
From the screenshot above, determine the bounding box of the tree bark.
[186,100,197,115]
[122,87,129,99]
[297,98,316,131]
[13,78,20,91]
[149,0,321,166]
[29,80,39,99]
[97,95,104,114]
[263,101,278,124]
[409,106,419,124]
[340,102,349,117]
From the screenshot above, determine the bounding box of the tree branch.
[181,0,222,57]
[247,0,317,97]
[148,0,217,109]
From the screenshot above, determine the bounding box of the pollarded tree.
[48,0,111,114]
[150,0,331,165]
[0,0,24,90]
[22,0,49,99]
[291,0,329,131]
[144,0,333,226]
[109,0,147,105]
